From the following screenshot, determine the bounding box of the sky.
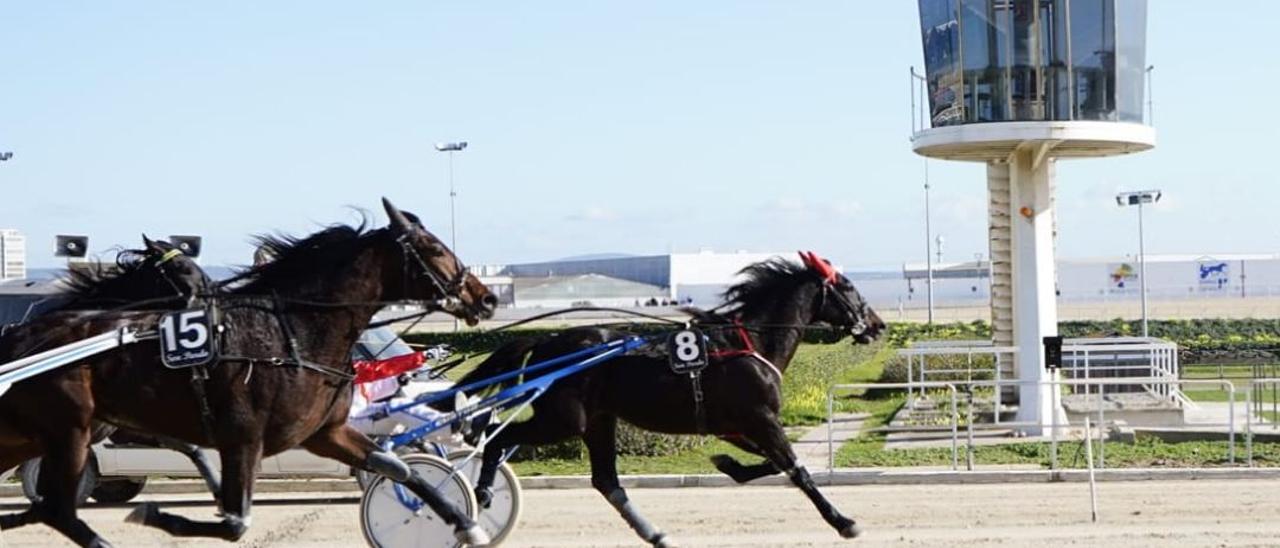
[1,2,1276,271]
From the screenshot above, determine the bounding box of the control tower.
[912,0,1154,432]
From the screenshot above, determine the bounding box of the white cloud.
[565,206,620,222]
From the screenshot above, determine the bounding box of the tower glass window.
[916,0,1147,127]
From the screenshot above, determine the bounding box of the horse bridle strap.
[397,234,469,306]
[817,282,869,337]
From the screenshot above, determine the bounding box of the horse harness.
[166,235,471,444]
[675,321,784,434]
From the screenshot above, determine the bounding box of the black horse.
[3,235,209,332]
[5,236,226,505]
[454,252,885,546]
[0,199,498,547]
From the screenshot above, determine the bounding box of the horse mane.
[719,258,810,313]
[226,219,380,293]
[60,248,163,304]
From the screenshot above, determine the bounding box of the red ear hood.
[798,251,838,283]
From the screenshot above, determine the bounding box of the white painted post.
[1004,151,1061,435]
[1084,417,1100,523]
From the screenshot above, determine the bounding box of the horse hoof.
[475,486,494,509]
[652,533,679,548]
[124,503,156,526]
[455,524,491,546]
[839,523,864,539]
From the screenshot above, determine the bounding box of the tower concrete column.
[1007,148,1060,433]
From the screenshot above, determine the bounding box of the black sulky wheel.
[359,453,477,548]
[90,477,147,504]
[19,453,98,507]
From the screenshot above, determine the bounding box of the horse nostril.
[481,294,498,308]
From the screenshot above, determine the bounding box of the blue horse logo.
[1199,262,1228,280]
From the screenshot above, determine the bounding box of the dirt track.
[3,479,1280,547]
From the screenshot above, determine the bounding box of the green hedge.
[885,318,1280,354]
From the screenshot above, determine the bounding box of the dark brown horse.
[0,199,497,547]
[454,253,884,546]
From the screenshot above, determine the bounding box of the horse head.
[382,198,497,325]
[799,251,884,344]
[140,235,211,300]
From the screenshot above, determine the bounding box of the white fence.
[1059,337,1187,406]
[900,338,1186,412]
[826,377,1239,476]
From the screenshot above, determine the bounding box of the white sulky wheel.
[360,453,478,548]
[447,449,523,546]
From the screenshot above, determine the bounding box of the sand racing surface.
[3,479,1280,547]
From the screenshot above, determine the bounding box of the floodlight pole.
[1137,199,1148,337]
[924,160,935,325]
[434,141,467,331]
[1118,190,1160,338]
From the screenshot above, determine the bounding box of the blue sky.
[1,2,1275,270]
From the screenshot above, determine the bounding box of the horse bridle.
[150,248,194,302]
[396,234,470,312]
[815,278,870,337]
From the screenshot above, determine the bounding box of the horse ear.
[141,234,162,252]
[382,197,414,234]
[797,251,814,269]
[803,251,838,283]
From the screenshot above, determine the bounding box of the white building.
[0,229,26,281]
[489,250,811,308]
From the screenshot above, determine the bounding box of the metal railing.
[826,377,1237,476]
[1060,338,1185,405]
[898,341,1015,418]
[1242,378,1280,466]
[901,338,1186,414]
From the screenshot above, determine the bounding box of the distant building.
[513,274,666,309]
[0,229,26,281]
[486,250,805,308]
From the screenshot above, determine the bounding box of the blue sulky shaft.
[385,336,644,415]
[386,335,652,449]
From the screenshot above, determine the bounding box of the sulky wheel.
[447,449,523,546]
[360,453,478,548]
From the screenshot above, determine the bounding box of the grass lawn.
[1181,363,1280,402]
[837,435,1267,468]
[779,341,892,425]
[509,438,762,476]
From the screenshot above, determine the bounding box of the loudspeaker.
[169,235,202,258]
[54,235,89,258]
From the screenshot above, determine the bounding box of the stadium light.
[0,152,13,161]
[1116,189,1162,337]
[435,141,467,331]
[434,142,467,152]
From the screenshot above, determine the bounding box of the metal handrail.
[826,377,1238,476]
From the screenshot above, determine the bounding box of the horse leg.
[126,439,259,540]
[0,440,47,532]
[473,398,585,507]
[26,429,113,547]
[156,436,222,503]
[584,415,673,548]
[709,435,780,484]
[301,424,489,546]
[743,414,861,539]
